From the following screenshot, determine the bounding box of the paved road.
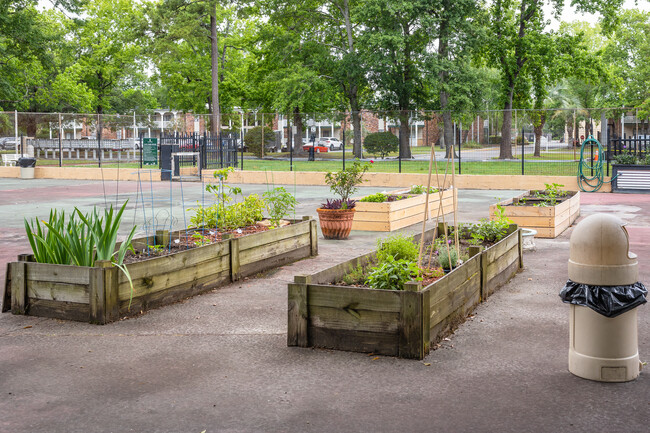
[0,180,647,433]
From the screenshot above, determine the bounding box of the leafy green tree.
[244,125,276,157]
[486,0,625,159]
[358,0,434,159]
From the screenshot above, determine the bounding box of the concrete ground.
[0,179,648,433]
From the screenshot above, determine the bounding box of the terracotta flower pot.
[316,208,356,240]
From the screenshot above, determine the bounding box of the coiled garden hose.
[577,135,615,192]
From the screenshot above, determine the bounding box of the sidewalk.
[0,181,647,433]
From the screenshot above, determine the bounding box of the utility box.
[561,213,647,382]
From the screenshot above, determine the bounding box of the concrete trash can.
[560,213,647,382]
[18,157,36,179]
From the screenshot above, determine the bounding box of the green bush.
[376,233,418,263]
[613,151,638,165]
[190,194,266,230]
[363,132,398,158]
[263,187,297,227]
[244,126,276,157]
[438,246,458,270]
[644,153,650,165]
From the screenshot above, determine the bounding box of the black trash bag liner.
[17,157,36,167]
[559,280,647,318]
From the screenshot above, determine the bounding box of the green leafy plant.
[263,187,297,228]
[191,232,212,246]
[365,255,421,291]
[467,204,512,245]
[359,192,387,203]
[438,246,459,270]
[644,153,650,165]
[613,151,638,165]
[533,182,567,206]
[342,264,367,286]
[324,159,370,203]
[363,131,399,159]
[376,234,419,263]
[409,185,438,194]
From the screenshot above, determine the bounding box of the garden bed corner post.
[287,277,309,347]
[398,289,429,359]
[90,260,118,325]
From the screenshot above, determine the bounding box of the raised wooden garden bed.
[3,218,318,324]
[352,187,457,232]
[612,164,650,193]
[489,191,580,238]
[287,224,521,359]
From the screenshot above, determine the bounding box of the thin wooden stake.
[417,113,436,269]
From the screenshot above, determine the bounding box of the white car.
[317,137,343,150]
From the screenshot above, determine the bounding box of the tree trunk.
[210,7,221,135]
[293,107,305,155]
[566,122,574,149]
[350,99,362,158]
[500,93,514,159]
[398,110,411,159]
[534,113,545,157]
[442,110,455,158]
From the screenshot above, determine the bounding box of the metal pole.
[458,122,461,175]
[58,113,63,167]
[342,126,346,171]
[98,113,102,168]
[521,126,525,175]
[139,136,143,168]
[289,116,293,171]
[14,110,18,154]
[398,127,402,174]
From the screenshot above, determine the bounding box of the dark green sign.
[142,138,158,165]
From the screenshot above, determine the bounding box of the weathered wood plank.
[238,221,310,250]
[103,264,119,323]
[26,280,89,304]
[308,305,400,334]
[399,290,425,359]
[297,251,376,285]
[429,291,479,346]
[427,255,480,304]
[28,298,89,322]
[308,326,399,356]
[485,231,519,263]
[486,244,520,281]
[485,259,520,297]
[124,241,230,282]
[308,284,401,313]
[118,255,230,301]
[239,245,311,278]
[288,283,308,347]
[10,262,26,314]
[239,233,310,266]
[430,275,481,330]
[119,269,230,315]
[25,262,91,285]
[309,219,318,256]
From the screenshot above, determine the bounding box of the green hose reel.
[577,135,615,192]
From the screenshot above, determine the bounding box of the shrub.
[363,132,398,158]
[644,153,650,165]
[190,194,266,230]
[376,233,418,263]
[409,185,437,194]
[244,126,276,157]
[342,264,367,286]
[613,151,638,165]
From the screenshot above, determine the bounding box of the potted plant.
[317,160,369,239]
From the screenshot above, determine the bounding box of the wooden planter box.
[287,224,522,359]
[3,218,318,324]
[612,164,650,193]
[352,187,457,232]
[489,191,580,238]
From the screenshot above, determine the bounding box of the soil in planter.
[123,223,276,264]
[511,190,575,207]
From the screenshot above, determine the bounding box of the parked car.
[302,141,329,153]
[318,137,343,150]
[0,137,15,150]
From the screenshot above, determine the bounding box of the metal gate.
[160,133,239,180]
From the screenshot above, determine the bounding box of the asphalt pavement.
[0,179,648,433]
